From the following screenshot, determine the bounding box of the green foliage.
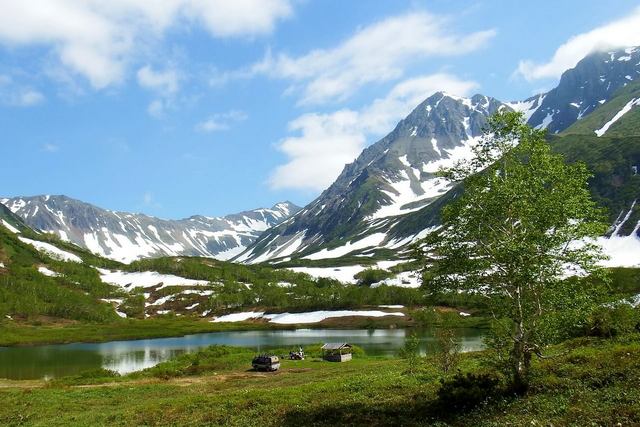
[120,293,145,319]
[139,346,253,379]
[434,326,461,374]
[424,111,610,388]
[50,368,121,386]
[398,333,420,375]
[551,133,640,226]
[354,268,393,286]
[0,226,121,322]
[0,266,118,322]
[586,305,640,338]
[126,256,424,312]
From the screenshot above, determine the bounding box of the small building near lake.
[321,343,353,362]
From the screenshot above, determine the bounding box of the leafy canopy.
[424,111,609,348]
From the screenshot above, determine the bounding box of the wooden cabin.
[321,343,353,362]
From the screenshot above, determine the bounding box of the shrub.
[587,305,640,337]
[434,327,461,374]
[354,268,393,287]
[437,371,502,411]
[398,333,421,375]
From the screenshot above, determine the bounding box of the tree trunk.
[510,339,531,394]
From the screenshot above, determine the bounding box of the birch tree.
[424,111,608,391]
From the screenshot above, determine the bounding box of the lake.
[0,328,485,380]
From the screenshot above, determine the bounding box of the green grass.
[0,334,638,426]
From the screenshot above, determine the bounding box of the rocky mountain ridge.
[0,195,299,263]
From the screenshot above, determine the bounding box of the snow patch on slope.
[212,310,405,324]
[507,94,545,123]
[598,227,640,268]
[303,233,387,260]
[1,220,20,234]
[289,265,366,283]
[97,269,209,289]
[595,98,640,136]
[18,237,83,263]
[38,266,60,277]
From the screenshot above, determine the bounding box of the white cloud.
[137,66,180,94]
[16,89,45,106]
[269,73,478,191]
[249,11,494,105]
[183,0,293,38]
[147,99,166,118]
[42,143,60,153]
[196,110,248,132]
[136,66,182,118]
[0,0,293,88]
[0,76,45,106]
[269,110,365,191]
[516,7,640,81]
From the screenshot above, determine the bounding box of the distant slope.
[553,79,640,241]
[562,80,640,138]
[239,46,640,266]
[0,195,300,263]
[511,46,640,134]
[0,203,30,235]
[0,212,124,321]
[237,93,509,263]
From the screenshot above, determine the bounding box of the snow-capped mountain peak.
[0,195,300,263]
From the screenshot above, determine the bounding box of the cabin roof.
[321,343,352,350]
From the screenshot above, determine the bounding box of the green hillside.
[549,82,640,231]
[0,218,123,322]
[563,80,640,138]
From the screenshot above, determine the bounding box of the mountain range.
[237,46,640,264]
[2,46,639,267]
[0,195,299,263]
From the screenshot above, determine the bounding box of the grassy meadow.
[0,335,639,426]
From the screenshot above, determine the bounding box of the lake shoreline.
[0,327,487,380]
[0,308,488,347]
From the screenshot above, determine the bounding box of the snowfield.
[371,271,421,288]
[212,311,265,323]
[1,219,20,234]
[18,237,83,263]
[595,98,640,137]
[37,266,60,277]
[288,265,367,283]
[598,233,640,268]
[303,233,387,260]
[97,268,209,289]
[212,309,405,324]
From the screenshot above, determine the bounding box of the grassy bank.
[0,335,638,426]
[0,318,277,347]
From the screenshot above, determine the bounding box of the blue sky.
[1,0,640,218]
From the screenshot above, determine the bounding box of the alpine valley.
[2,47,640,286]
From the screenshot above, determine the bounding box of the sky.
[1,0,640,219]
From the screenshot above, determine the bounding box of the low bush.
[436,371,503,411]
[587,305,640,338]
[354,268,393,287]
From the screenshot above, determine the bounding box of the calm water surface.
[0,328,485,380]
